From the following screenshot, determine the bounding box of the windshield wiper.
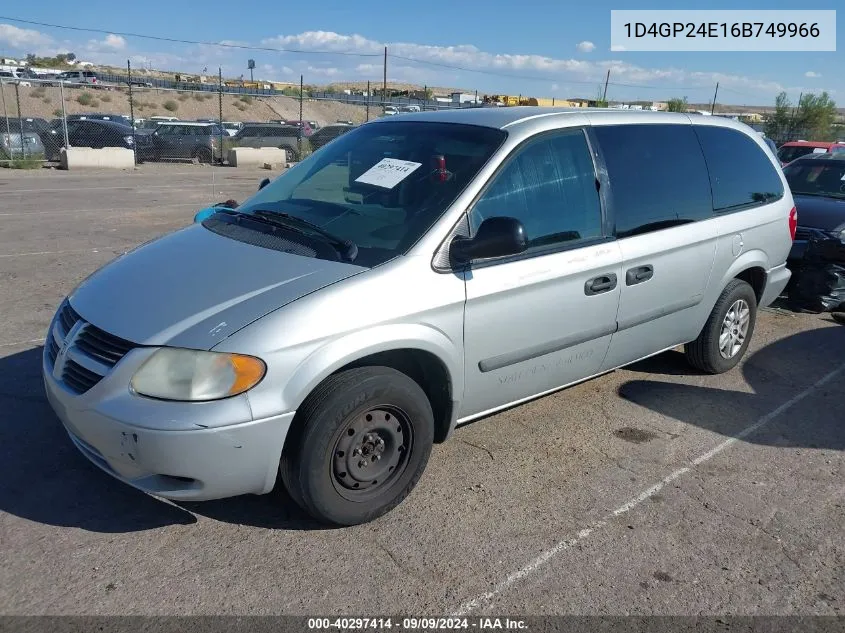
[250,209,359,262]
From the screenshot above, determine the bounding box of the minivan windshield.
[229,120,507,267]
[784,159,845,198]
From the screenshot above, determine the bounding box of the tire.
[192,147,213,164]
[280,366,434,526]
[685,279,758,374]
[281,145,299,163]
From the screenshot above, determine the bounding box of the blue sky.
[0,0,842,105]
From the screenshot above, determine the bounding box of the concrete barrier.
[59,147,135,170]
[227,147,287,168]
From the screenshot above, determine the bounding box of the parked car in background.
[1,129,45,160]
[270,120,314,137]
[144,121,223,163]
[42,109,794,526]
[383,105,399,116]
[2,117,58,159]
[66,113,134,127]
[307,123,354,152]
[777,141,845,166]
[231,123,302,161]
[782,153,845,263]
[50,118,142,160]
[55,70,102,87]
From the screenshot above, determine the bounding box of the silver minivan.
[43,108,795,525]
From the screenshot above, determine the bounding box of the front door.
[460,128,622,419]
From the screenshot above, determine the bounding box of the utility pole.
[602,69,610,103]
[383,46,388,113]
[710,82,719,115]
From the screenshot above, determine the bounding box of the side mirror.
[193,207,219,223]
[258,177,271,190]
[450,216,527,263]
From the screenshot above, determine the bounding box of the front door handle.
[585,273,618,296]
[625,265,654,286]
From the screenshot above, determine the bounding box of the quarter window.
[470,129,603,253]
[592,123,714,238]
[693,125,785,211]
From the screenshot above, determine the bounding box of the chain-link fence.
[3,69,483,169]
[10,63,839,171]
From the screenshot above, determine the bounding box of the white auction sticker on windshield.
[355,158,422,189]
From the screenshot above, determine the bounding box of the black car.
[47,118,145,161]
[66,113,134,127]
[142,122,223,163]
[308,123,354,152]
[783,153,845,263]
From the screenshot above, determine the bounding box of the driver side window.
[469,129,602,253]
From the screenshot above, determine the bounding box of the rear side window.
[694,125,785,211]
[593,123,713,238]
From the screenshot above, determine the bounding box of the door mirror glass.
[450,216,527,263]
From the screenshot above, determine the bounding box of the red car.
[777,140,845,166]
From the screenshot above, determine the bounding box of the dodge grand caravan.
[43,108,795,526]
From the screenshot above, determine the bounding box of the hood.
[794,194,845,232]
[68,223,367,350]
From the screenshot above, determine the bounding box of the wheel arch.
[282,325,463,445]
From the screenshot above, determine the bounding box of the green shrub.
[100,94,112,103]
[76,92,94,106]
[88,99,100,108]
[163,100,179,112]
[178,94,189,101]
[239,95,253,104]
[193,93,205,102]
[42,97,51,104]
[1,156,44,169]
[53,108,63,117]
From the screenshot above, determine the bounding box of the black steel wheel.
[331,406,413,501]
[280,366,434,526]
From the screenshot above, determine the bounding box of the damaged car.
[783,153,845,313]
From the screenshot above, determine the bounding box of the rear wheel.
[280,366,434,526]
[281,145,299,163]
[192,147,213,164]
[685,279,757,374]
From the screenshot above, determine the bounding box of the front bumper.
[42,319,295,501]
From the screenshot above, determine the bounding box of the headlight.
[130,348,266,401]
[124,135,134,145]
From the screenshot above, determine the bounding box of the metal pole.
[602,69,610,103]
[128,59,137,165]
[14,83,25,159]
[382,46,387,113]
[475,90,478,107]
[710,82,719,115]
[60,79,69,151]
[1,78,10,145]
[366,80,370,122]
[218,68,224,165]
[298,74,303,160]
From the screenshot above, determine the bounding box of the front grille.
[48,299,138,395]
[75,325,136,365]
[63,360,104,394]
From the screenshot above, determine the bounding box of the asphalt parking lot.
[0,165,843,617]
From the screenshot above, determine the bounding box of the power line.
[0,14,770,100]
[0,15,382,57]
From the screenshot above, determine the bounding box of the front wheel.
[280,366,434,526]
[685,279,758,374]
